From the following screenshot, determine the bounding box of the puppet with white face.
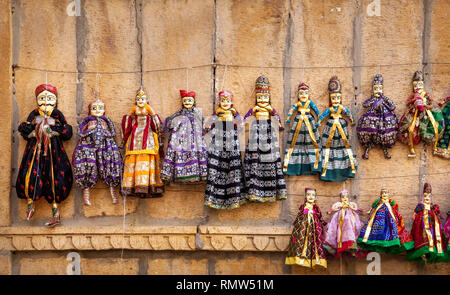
[73,99,123,206]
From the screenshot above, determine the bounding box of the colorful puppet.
[398,71,444,157]
[283,83,322,175]
[357,74,398,159]
[408,183,448,263]
[357,188,414,254]
[203,90,246,209]
[243,75,287,202]
[286,188,327,268]
[16,84,73,227]
[161,90,208,183]
[73,99,123,206]
[121,87,164,197]
[433,97,450,159]
[324,190,366,258]
[317,76,357,182]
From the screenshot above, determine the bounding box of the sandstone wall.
[0,0,449,275]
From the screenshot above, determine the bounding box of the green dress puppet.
[433,97,450,159]
[283,83,322,175]
[317,76,357,182]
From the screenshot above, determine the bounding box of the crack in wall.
[135,0,143,86]
[418,0,433,203]
[280,3,294,224]
[350,0,363,212]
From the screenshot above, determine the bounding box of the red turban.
[219,90,233,99]
[35,84,58,97]
[180,90,196,98]
[298,83,309,90]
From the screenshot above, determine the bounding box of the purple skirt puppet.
[161,105,208,183]
[73,101,123,206]
[357,74,398,159]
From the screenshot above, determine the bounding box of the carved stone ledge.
[198,226,292,251]
[0,226,292,252]
[0,226,198,251]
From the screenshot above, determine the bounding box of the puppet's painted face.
[36,90,57,114]
[298,89,310,103]
[256,93,270,108]
[306,190,316,204]
[373,84,383,98]
[380,189,389,199]
[423,193,432,205]
[219,95,232,110]
[182,96,195,109]
[340,191,349,203]
[90,101,105,117]
[413,81,424,93]
[135,93,148,108]
[330,93,341,107]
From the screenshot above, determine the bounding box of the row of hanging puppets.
[15,72,449,228]
[285,185,450,267]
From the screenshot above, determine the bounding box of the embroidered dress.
[203,111,246,210]
[121,91,164,197]
[72,115,123,199]
[243,76,287,202]
[408,203,448,263]
[357,75,398,159]
[286,202,327,268]
[357,197,414,254]
[161,106,208,183]
[318,105,357,182]
[398,71,444,156]
[444,212,450,244]
[16,108,73,204]
[283,84,322,175]
[434,97,450,159]
[324,201,366,258]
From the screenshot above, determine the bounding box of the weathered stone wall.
[0,0,449,275]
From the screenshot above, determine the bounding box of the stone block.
[214,255,284,275]
[81,257,139,275]
[82,187,139,218]
[148,257,208,275]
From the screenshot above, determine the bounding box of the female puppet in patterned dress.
[357,188,414,254]
[121,87,164,197]
[324,190,366,258]
[16,84,73,227]
[161,90,208,183]
[357,74,398,159]
[283,83,322,175]
[73,99,123,206]
[433,97,450,159]
[243,75,287,202]
[317,76,357,182]
[408,183,448,263]
[398,71,444,157]
[285,188,327,268]
[204,90,246,209]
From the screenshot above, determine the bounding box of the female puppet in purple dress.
[161,90,208,183]
[356,74,398,159]
[73,99,123,206]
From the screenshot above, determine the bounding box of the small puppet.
[285,188,327,268]
[283,83,322,175]
[357,188,414,254]
[161,90,208,183]
[433,97,450,159]
[203,90,246,209]
[72,99,123,206]
[121,87,164,197]
[16,84,73,227]
[243,75,287,202]
[323,189,366,258]
[398,71,444,157]
[317,76,357,182]
[407,183,448,263]
[356,74,398,159]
